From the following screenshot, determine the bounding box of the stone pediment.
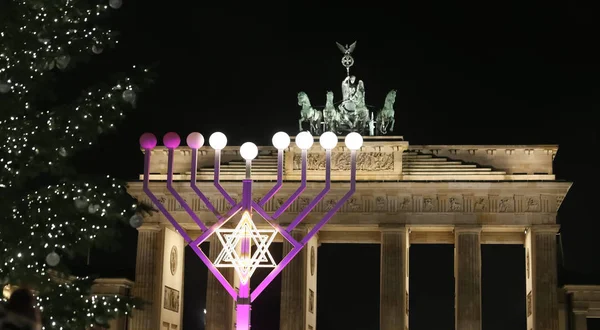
[140,136,558,181]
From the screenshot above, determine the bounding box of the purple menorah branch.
[139,130,362,330]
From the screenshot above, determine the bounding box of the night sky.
[77,1,600,329]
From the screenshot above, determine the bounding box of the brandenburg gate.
[126,136,571,330]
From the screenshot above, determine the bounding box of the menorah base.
[235,304,251,330]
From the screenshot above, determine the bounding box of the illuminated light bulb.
[209,132,227,150]
[163,132,180,149]
[272,132,290,150]
[139,133,157,149]
[186,132,204,149]
[345,132,363,150]
[240,142,258,160]
[319,131,338,150]
[295,131,314,150]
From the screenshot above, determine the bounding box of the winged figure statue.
[336,41,357,55]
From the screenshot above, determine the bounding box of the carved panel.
[170,246,177,276]
[526,197,540,212]
[164,286,180,312]
[448,197,463,212]
[499,197,515,212]
[293,152,394,171]
[297,197,310,212]
[221,197,238,211]
[423,197,437,212]
[398,197,412,212]
[310,246,316,276]
[322,198,337,211]
[375,196,388,212]
[308,289,315,313]
[175,196,187,211]
[345,197,362,212]
[526,248,530,279]
[526,291,532,316]
[474,197,488,212]
[273,197,284,210]
[556,195,565,209]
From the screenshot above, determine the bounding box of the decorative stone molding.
[135,192,565,215]
[292,152,394,171]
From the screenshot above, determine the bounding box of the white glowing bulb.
[295,131,314,150]
[209,132,227,150]
[272,131,290,150]
[240,142,258,160]
[344,132,363,150]
[319,131,338,150]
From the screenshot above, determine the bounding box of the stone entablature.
[564,285,600,317]
[410,144,558,175]
[127,181,570,239]
[140,137,558,181]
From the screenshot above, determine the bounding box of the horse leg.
[299,118,304,132]
[390,118,395,132]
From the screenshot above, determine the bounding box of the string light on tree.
[0,0,153,328]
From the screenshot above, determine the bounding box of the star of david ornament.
[213,211,277,284]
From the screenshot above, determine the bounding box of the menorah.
[139,130,363,330]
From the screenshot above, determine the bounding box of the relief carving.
[448,197,463,211]
[398,197,412,211]
[175,197,187,211]
[223,197,238,211]
[323,199,336,211]
[474,198,487,211]
[198,197,210,211]
[253,197,262,204]
[347,197,361,211]
[375,196,387,211]
[423,197,436,211]
[158,196,167,205]
[499,198,514,212]
[274,198,284,209]
[293,152,394,171]
[526,248,530,279]
[526,291,532,316]
[298,197,310,211]
[526,198,539,212]
[164,286,180,313]
[556,196,564,209]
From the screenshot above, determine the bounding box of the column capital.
[137,223,161,232]
[454,225,482,233]
[530,224,560,234]
[379,224,408,232]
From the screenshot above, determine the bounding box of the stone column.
[454,226,482,330]
[525,225,559,330]
[572,310,588,330]
[380,226,409,330]
[280,228,315,330]
[206,234,235,330]
[131,224,162,330]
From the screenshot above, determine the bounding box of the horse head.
[298,91,311,107]
[325,91,334,107]
[384,90,397,109]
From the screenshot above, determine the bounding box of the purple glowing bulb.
[186,132,205,149]
[139,133,157,149]
[163,132,181,149]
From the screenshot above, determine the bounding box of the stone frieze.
[292,152,394,171]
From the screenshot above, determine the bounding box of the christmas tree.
[0,0,153,328]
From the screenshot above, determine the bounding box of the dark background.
[77,1,600,329]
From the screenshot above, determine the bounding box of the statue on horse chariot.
[298,41,397,136]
